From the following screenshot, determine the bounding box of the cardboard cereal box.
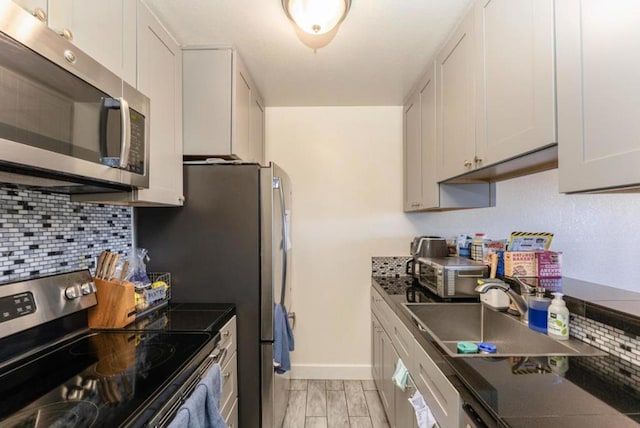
[504,252,537,277]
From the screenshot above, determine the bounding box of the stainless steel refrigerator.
[136,162,292,428]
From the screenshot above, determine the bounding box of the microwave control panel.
[128,110,146,174]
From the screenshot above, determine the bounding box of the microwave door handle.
[98,97,130,168]
[118,97,131,169]
[99,97,120,163]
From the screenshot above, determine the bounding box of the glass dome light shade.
[283,0,349,35]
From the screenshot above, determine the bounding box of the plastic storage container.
[528,295,551,333]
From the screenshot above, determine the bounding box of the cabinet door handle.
[464,160,473,168]
[474,156,483,165]
[58,28,74,41]
[33,7,47,22]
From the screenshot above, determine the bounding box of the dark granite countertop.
[372,276,640,427]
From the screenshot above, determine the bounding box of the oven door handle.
[462,403,489,428]
[210,346,229,367]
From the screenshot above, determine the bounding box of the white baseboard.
[290,364,372,380]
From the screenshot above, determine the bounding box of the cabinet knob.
[58,28,74,41]
[64,49,77,64]
[63,50,77,64]
[474,156,483,165]
[464,160,473,168]
[32,7,47,23]
[411,203,421,208]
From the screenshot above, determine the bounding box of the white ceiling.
[144,0,473,106]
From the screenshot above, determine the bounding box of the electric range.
[0,270,231,428]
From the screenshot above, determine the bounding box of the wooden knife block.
[88,278,136,328]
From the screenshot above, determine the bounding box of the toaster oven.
[416,256,488,299]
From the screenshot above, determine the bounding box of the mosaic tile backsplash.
[572,314,640,390]
[0,186,132,283]
[371,256,411,277]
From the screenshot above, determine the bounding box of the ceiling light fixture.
[282,0,352,35]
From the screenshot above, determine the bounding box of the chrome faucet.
[475,277,534,321]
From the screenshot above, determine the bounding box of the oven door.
[417,260,439,294]
[148,335,228,428]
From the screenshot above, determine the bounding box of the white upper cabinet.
[47,0,136,85]
[403,90,422,211]
[134,2,183,206]
[431,0,557,183]
[72,1,184,206]
[475,0,555,165]
[233,58,252,161]
[419,70,439,209]
[250,92,265,165]
[436,10,477,181]
[404,63,448,212]
[183,49,232,157]
[404,62,494,212]
[557,0,640,192]
[12,0,47,22]
[183,48,265,163]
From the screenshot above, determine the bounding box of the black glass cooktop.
[0,330,213,428]
[124,304,233,332]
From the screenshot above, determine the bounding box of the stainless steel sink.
[402,303,604,358]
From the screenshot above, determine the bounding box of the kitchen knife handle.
[119,260,130,284]
[101,253,113,279]
[108,254,120,281]
[95,251,108,278]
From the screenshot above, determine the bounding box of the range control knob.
[65,285,81,300]
[80,282,95,295]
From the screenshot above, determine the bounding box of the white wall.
[266,106,414,379]
[266,106,640,379]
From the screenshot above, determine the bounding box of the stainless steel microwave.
[0,2,149,193]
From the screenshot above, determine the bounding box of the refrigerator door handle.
[288,311,296,330]
[275,176,288,307]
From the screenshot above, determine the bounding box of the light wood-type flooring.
[283,379,390,428]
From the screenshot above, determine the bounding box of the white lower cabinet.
[371,288,461,428]
[372,312,396,420]
[413,338,461,428]
[381,330,398,423]
[396,375,419,428]
[224,398,238,428]
[219,316,238,422]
